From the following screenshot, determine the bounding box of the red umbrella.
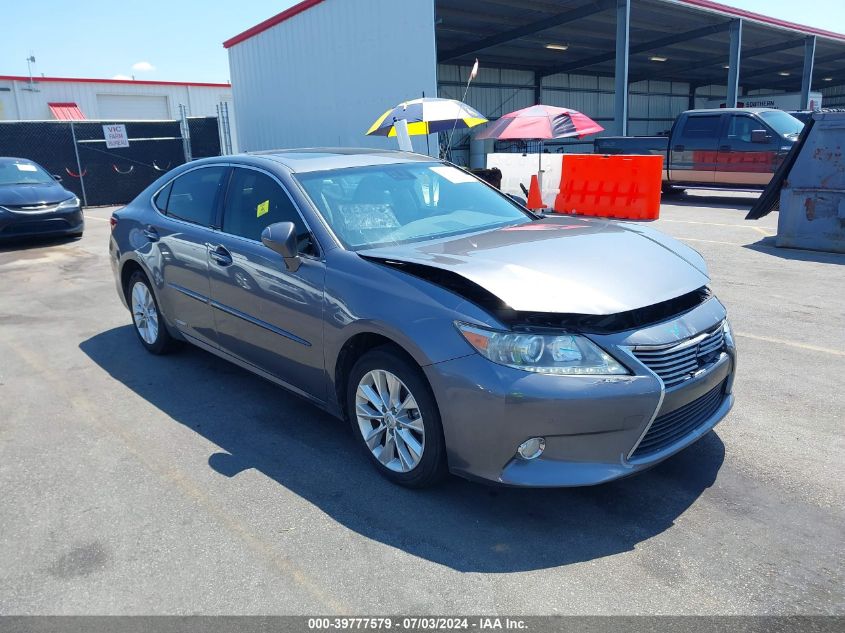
[474,105,604,195]
[474,104,604,140]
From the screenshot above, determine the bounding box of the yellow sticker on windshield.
[256,199,269,218]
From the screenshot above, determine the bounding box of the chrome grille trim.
[631,322,726,388]
[629,379,726,459]
[1,203,61,214]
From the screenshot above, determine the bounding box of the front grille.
[632,323,725,387]
[631,379,726,459]
[1,219,71,235]
[1,203,61,214]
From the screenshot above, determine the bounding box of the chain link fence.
[0,108,231,206]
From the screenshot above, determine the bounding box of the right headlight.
[56,196,81,210]
[456,322,629,375]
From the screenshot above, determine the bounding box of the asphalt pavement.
[0,194,842,615]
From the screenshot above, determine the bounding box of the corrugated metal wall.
[438,63,692,163]
[0,77,237,150]
[227,0,438,153]
[821,85,845,107]
[0,79,231,121]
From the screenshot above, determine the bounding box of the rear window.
[158,166,227,227]
[680,116,721,138]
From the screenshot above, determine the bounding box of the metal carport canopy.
[435,0,845,91]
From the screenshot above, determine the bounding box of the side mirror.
[506,193,528,206]
[52,174,63,182]
[751,130,769,144]
[261,221,301,272]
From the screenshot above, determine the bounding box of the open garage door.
[96,94,170,120]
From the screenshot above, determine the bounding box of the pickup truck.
[594,108,803,193]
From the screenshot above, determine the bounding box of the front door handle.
[673,144,685,152]
[209,245,233,266]
[143,225,160,242]
[719,145,731,152]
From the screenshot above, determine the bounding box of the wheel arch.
[333,330,431,422]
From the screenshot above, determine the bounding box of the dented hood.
[360,216,710,315]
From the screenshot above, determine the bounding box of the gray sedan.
[109,149,736,488]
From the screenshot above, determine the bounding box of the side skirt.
[181,331,342,419]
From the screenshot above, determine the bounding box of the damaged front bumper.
[424,297,736,487]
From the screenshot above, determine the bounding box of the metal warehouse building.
[0,75,238,150]
[224,0,845,164]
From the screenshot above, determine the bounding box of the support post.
[69,122,88,208]
[726,19,742,108]
[801,35,816,109]
[534,71,542,105]
[614,0,630,135]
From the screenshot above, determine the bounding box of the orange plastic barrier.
[526,174,544,210]
[553,154,663,220]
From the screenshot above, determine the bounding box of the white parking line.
[659,218,776,235]
[678,237,744,246]
[736,332,845,357]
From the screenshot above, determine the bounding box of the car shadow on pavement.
[0,235,80,253]
[663,192,759,210]
[80,326,725,574]
[744,236,845,266]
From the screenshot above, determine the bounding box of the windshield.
[0,160,56,185]
[759,110,804,137]
[295,162,533,250]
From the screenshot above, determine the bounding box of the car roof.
[683,108,779,115]
[0,157,38,165]
[243,148,437,173]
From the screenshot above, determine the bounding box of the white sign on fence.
[103,124,130,149]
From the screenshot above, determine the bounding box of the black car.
[0,157,84,240]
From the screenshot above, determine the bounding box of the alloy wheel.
[355,369,425,473]
[131,281,159,345]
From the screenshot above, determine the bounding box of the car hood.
[360,216,710,315]
[0,182,74,206]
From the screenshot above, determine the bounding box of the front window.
[294,162,533,250]
[759,110,804,138]
[0,160,55,186]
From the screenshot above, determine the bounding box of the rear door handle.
[673,144,685,152]
[719,145,731,152]
[209,245,233,266]
[143,225,160,242]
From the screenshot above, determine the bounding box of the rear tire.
[346,347,447,488]
[126,270,177,355]
[661,184,685,197]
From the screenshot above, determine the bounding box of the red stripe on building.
[676,0,845,42]
[0,75,230,88]
[223,0,325,48]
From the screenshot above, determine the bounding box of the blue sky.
[1,0,841,83]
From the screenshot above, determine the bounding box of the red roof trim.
[223,0,325,48]
[0,75,230,88]
[48,102,86,121]
[221,0,845,51]
[676,0,845,42]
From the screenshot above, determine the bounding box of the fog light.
[517,437,545,460]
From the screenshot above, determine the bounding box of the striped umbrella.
[366,97,488,137]
[473,105,604,140]
[475,105,604,190]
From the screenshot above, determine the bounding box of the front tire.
[346,347,447,488]
[127,270,176,355]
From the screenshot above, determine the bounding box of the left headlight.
[456,322,629,375]
[56,196,81,210]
